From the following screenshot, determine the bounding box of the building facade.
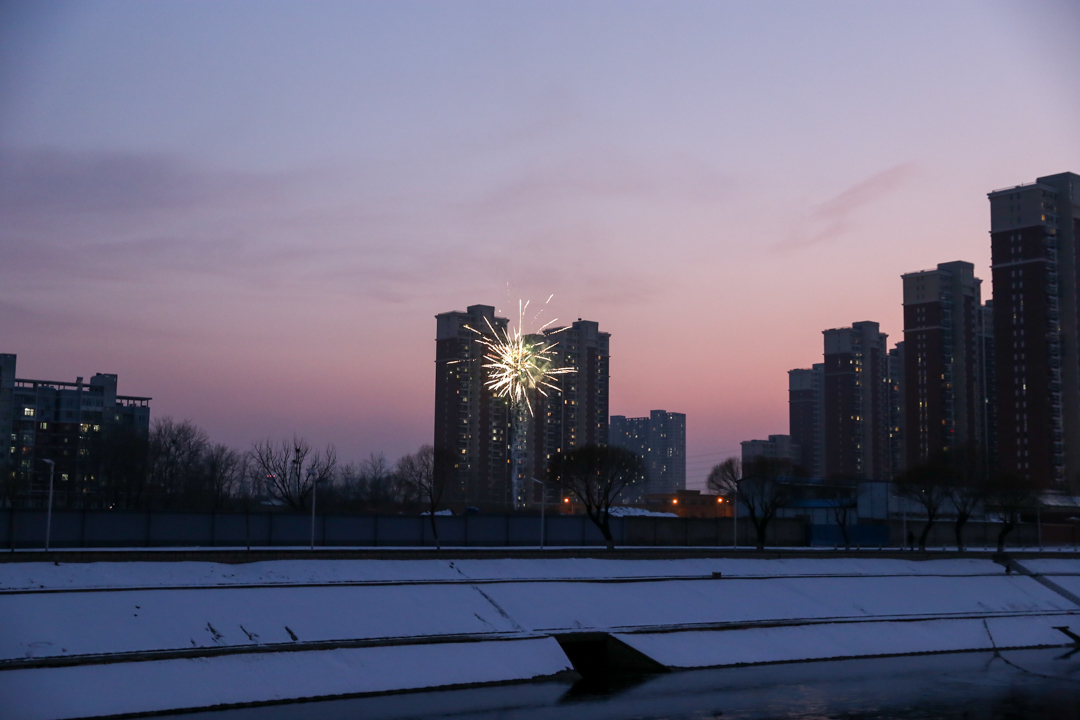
[788,364,824,478]
[607,414,649,502]
[901,261,986,470]
[989,172,1080,490]
[531,319,611,503]
[435,308,610,510]
[822,322,891,480]
[608,410,686,498]
[434,306,512,509]
[0,354,151,508]
[888,342,905,476]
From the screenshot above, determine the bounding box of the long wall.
[0,509,1070,549]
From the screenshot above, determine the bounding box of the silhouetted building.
[741,434,800,469]
[788,364,824,477]
[608,414,649,502]
[434,305,511,509]
[532,319,610,504]
[981,301,997,471]
[888,342,905,475]
[0,354,151,507]
[822,322,891,480]
[901,261,986,469]
[608,410,686,497]
[989,172,1080,490]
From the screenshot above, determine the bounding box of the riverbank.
[2,555,1078,719]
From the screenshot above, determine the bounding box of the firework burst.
[468,299,575,416]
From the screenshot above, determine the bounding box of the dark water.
[172,649,1080,719]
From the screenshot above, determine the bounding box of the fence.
[0,508,805,550]
[3,509,1068,550]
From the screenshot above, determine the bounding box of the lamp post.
[308,469,319,551]
[42,460,55,552]
[732,483,739,550]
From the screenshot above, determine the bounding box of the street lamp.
[42,460,55,552]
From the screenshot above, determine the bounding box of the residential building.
[608,410,686,498]
[901,261,986,470]
[642,489,727,518]
[981,301,997,472]
[989,172,1080,490]
[822,321,891,480]
[435,308,610,510]
[608,414,649,502]
[0,354,151,507]
[532,319,611,504]
[434,305,511,509]
[788,364,824,478]
[888,342,905,475]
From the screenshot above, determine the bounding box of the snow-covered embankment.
[1,556,1078,719]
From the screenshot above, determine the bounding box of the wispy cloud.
[778,162,918,250]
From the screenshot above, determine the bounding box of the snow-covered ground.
[0,638,571,720]
[2,556,1078,719]
[0,556,1017,591]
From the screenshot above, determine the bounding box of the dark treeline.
[2,416,438,514]
[707,447,1038,553]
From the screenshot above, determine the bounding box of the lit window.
[23,408,34,417]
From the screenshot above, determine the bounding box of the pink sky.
[2,1,1079,488]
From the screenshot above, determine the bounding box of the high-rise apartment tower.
[989,172,1080,490]
[822,322,891,480]
[901,261,986,469]
[531,320,611,493]
[434,305,511,509]
[788,364,825,478]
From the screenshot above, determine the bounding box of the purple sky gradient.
[2,1,1079,487]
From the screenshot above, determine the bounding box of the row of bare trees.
[44,416,450,515]
[706,454,1038,552]
[892,458,1034,553]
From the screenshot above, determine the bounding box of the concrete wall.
[4,508,1068,549]
[0,509,806,549]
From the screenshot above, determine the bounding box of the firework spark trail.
[464,298,575,416]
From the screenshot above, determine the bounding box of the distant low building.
[741,434,800,469]
[0,353,151,508]
[643,489,727,518]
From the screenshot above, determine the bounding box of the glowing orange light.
[717,497,723,503]
[672,499,678,505]
[563,498,570,503]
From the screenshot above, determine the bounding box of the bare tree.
[942,477,983,552]
[985,471,1034,554]
[398,445,454,550]
[249,436,336,511]
[738,457,795,551]
[202,444,245,511]
[894,461,953,551]
[707,457,741,498]
[147,418,209,509]
[547,445,644,551]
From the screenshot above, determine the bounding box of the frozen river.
[159,648,1080,720]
